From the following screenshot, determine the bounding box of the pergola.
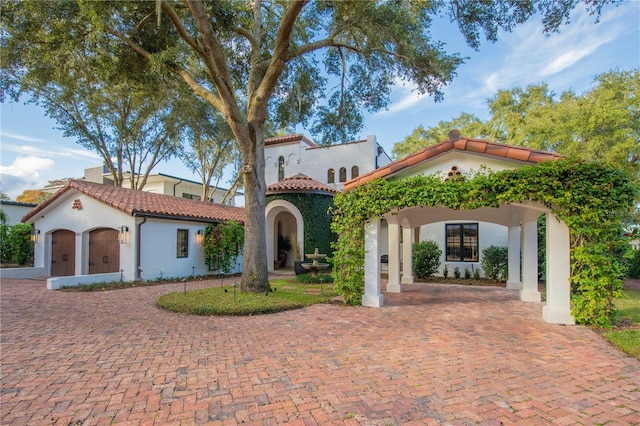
[344,131,575,324]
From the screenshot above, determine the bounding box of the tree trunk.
[239,122,270,293]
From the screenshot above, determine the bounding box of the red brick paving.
[1,277,639,425]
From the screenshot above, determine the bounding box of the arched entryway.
[265,200,304,270]
[88,228,120,274]
[50,229,75,277]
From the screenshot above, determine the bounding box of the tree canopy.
[0,0,616,292]
[393,69,640,174]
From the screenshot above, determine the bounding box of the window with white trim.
[445,223,478,262]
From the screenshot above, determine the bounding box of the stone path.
[1,277,639,425]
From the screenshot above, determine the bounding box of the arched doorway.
[265,200,304,271]
[51,230,75,277]
[88,228,120,274]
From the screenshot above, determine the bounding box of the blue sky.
[1,2,638,200]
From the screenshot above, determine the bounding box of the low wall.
[47,272,122,290]
[0,267,46,279]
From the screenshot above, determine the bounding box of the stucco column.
[543,213,575,324]
[362,220,383,307]
[520,218,541,302]
[387,222,402,293]
[401,226,414,284]
[507,224,522,289]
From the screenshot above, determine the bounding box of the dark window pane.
[177,229,188,258]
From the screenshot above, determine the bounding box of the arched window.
[278,156,285,181]
[327,168,335,184]
[351,166,359,179]
[339,167,347,182]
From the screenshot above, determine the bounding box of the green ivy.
[331,159,638,326]
[266,193,335,261]
[203,221,244,275]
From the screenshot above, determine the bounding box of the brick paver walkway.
[1,277,639,425]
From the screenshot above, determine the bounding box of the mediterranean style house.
[20,180,244,289]
[263,134,392,270]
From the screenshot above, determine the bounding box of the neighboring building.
[22,180,244,289]
[41,165,240,206]
[0,200,38,226]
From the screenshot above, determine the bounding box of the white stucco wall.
[395,151,530,181]
[26,190,242,284]
[27,191,137,279]
[419,221,508,277]
[1,202,37,226]
[264,135,391,190]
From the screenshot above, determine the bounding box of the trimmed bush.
[482,245,508,282]
[412,240,442,279]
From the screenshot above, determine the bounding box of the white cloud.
[0,131,50,144]
[1,142,101,161]
[0,156,56,198]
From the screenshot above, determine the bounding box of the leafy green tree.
[1,0,612,292]
[16,190,52,204]
[6,223,33,265]
[1,2,185,190]
[177,95,240,202]
[392,113,487,158]
[485,69,640,172]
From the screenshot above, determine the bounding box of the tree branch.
[160,1,206,57]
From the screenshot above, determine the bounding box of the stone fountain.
[302,248,329,277]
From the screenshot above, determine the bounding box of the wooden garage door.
[89,228,120,274]
[51,230,75,277]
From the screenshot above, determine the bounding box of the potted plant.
[291,233,306,275]
[277,234,292,267]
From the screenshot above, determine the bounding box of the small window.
[177,229,188,258]
[339,167,347,182]
[351,166,359,179]
[446,223,478,262]
[278,156,285,181]
[182,193,198,200]
[327,168,335,184]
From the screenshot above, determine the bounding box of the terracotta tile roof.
[343,137,562,191]
[265,133,318,148]
[22,180,245,223]
[267,174,337,196]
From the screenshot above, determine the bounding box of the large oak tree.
[1,0,614,292]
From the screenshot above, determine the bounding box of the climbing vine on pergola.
[330,159,637,327]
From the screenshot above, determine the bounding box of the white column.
[387,223,402,293]
[520,218,541,302]
[543,213,575,324]
[401,226,414,284]
[507,224,522,289]
[362,220,383,307]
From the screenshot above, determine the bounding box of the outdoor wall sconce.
[118,226,129,244]
[30,229,40,244]
[196,229,204,245]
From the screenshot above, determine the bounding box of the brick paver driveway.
[1,277,639,425]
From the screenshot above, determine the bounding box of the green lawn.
[157,279,336,315]
[603,289,640,360]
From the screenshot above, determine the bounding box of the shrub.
[464,268,471,279]
[454,266,460,279]
[412,240,442,279]
[0,223,10,263]
[473,267,481,279]
[443,264,449,278]
[628,249,640,279]
[482,245,508,281]
[6,223,34,265]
